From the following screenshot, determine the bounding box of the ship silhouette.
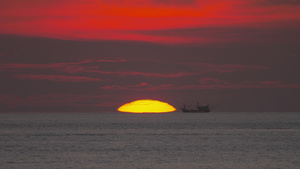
[181,103,210,113]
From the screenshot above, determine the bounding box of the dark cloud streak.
[256,0,300,6]
[102,81,300,91]
[14,74,104,82]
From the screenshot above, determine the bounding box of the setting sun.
[118,99,176,113]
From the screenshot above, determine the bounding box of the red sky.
[1,0,300,43]
[0,0,300,112]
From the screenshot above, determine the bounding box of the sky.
[0,0,300,112]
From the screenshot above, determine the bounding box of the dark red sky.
[1,0,300,112]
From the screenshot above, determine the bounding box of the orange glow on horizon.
[118,99,176,113]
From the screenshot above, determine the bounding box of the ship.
[181,103,210,113]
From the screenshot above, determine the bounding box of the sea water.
[0,112,299,169]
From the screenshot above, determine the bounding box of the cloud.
[101,83,176,91]
[0,59,122,72]
[153,0,196,6]
[0,59,93,71]
[256,0,300,6]
[100,0,196,7]
[14,74,104,82]
[90,71,198,77]
[101,81,300,91]
[97,59,126,63]
[199,78,230,85]
[1,60,269,79]
[165,62,269,73]
[260,81,281,85]
[210,64,269,73]
[1,0,299,43]
[57,61,268,77]
[138,26,300,44]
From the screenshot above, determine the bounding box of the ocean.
[0,112,299,169]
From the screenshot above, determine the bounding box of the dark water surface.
[1,112,299,169]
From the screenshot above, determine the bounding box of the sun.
[118,99,176,113]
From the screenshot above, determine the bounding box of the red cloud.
[15,74,104,82]
[1,0,299,43]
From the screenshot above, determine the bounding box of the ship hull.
[181,108,210,113]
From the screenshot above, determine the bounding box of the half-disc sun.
[118,99,176,113]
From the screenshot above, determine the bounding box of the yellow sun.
[118,99,176,113]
